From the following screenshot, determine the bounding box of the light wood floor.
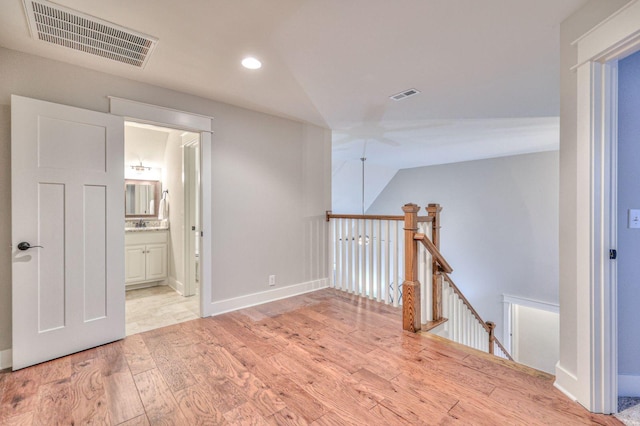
[126,285,199,336]
[0,288,621,425]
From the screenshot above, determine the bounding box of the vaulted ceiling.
[0,0,590,211]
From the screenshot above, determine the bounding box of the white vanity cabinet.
[125,230,168,287]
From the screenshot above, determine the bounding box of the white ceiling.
[0,0,590,211]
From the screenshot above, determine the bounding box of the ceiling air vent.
[23,0,158,68]
[390,88,421,101]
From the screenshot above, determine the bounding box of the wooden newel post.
[486,321,496,355]
[402,203,421,332]
[427,204,443,321]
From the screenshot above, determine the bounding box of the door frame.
[109,97,213,317]
[183,135,200,298]
[570,0,640,413]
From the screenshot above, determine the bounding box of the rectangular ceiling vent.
[390,88,421,101]
[23,0,158,68]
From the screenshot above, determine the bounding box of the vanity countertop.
[125,226,169,233]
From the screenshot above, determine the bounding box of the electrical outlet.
[268,275,276,287]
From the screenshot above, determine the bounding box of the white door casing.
[11,95,125,370]
[183,137,200,297]
[559,0,640,413]
[109,96,212,317]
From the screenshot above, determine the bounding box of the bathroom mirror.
[125,179,161,217]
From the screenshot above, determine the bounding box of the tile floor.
[125,285,200,336]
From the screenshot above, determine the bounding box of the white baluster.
[353,218,358,295]
[376,220,382,302]
[348,218,354,293]
[330,219,336,288]
[342,218,348,292]
[362,220,374,299]
[385,220,391,304]
[355,218,360,295]
[393,221,399,307]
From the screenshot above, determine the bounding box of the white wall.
[557,0,630,398]
[367,151,559,342]
[0,46,331,352]
[617,49,640,381]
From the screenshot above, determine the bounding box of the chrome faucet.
[136,219,146,228]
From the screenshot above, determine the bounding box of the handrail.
[494,338,514,361]
[326,211,433,223]
[442,272,513,360]
[441,272,489,333]
[413,233,453,273]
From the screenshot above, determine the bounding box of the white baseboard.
[0,348,12,369]
[168,277,184,295]
[554,362,579,402]
[208,278,329,317]
[619,375,640,397]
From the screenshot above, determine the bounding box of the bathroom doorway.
[124,121,202,335]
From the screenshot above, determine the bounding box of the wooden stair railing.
[402,203,513,361]
[326,211,433,306]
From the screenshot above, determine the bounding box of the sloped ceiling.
[0,0,592,212]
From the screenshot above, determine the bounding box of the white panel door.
[11,95,124,370]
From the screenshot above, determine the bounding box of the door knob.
[17,242,43,251]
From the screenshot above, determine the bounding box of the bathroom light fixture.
[131,161,151,172]
[241,57,262,69]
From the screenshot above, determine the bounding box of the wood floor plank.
[488,386,621,426]
[28,356,72,385]
[446,400,517,425]
[266,406,309,426]
[103,370,146,425]
[377,345,498,396]
[368,403,416,426]
[275,310,328,337]
[144,338,197,392]
[309,411,360,426]
[32,379,73,426]
[222,401,271,426]
[351,368,452,424]
[210,314,285,358]
[204,345,287,417]
[133,369,189,425]
[98,341,129,376]
[268,350,382,424]
[0,411,34,425]
[0,289,622,426]
[0,368,40,422]
[173,383,229,425]
[270,323,361,376]
[198,318,248,353]
[0,370,7,407]
[309,331,399,380]
[300,306,358,335]
[232,346,328,422]
[122,334,157,376]
[118,414,151,426]
[69,357,110,425]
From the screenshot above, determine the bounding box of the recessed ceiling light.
[242,57,262,70]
